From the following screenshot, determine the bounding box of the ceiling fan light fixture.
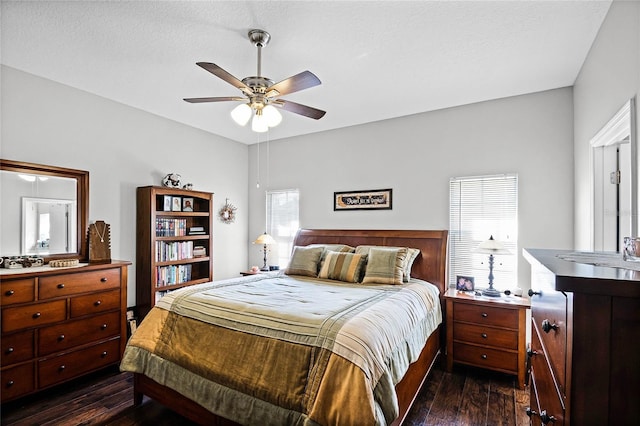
[263,105,282,127]
[231,103,252,126]
[252,113,269,132]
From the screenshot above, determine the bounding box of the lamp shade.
[253,233,276,245]
[231,103,252,126]
[475,235,511,255]
[262,105,282,127]
[251,113,269,133]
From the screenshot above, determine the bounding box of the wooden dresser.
[445,289,530,389]
[1,261,130,402]
[524,249,639,425]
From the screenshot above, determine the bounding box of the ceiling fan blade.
[196,62,253,96]
[274,99,326,120]
[267,71,321,97]
[183,96,245,103]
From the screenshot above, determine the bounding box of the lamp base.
[260,266,269,272]
[482,287,502,297]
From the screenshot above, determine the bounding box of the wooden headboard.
[293,229,449,295]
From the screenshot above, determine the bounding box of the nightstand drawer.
[454,303,518,328]
[453,342,518,373]
[453,322,518,350]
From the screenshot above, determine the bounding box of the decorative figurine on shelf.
[162,173,182,188]
[88,220,111,264]
[183,183,194,190]
[219,198,237,224]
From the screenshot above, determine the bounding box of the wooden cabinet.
[524,249,640,425]
[0,261,130,402]
[136,186,213,320]
[445,288,529,389]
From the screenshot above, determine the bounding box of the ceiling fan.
[184,29,326,132]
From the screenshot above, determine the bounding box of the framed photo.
[163,195,172,212]
[182,197,194,212]
[456,275,475,291]
[334,188,392,211]
[171,196,182,212]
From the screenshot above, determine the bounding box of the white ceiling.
[1,1,611,145]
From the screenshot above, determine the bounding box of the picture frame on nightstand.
[456,275,474,291]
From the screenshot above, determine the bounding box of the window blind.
[449,174,518,291]
[266,189,300,268]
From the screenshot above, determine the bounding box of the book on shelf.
[189,226,206,235]
[193,246,206,257]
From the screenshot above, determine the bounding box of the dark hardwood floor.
[1,358,530,426]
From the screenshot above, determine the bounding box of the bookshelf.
[136,186,213,320]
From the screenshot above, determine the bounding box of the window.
[266,189,299,268]
[449,174,518,291]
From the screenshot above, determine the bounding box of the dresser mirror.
[0,159,89,261]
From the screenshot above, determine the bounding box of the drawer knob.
[481,354,487,359]
[528,289,541,297]
[58,334,65,341]
[100,277,108,283]
[33,312,41,319]
[101,323,108,330]
[5,290,14,296]
[481,312,488,318]
[101,351,108,358]
[7,380,15,387]
[481,333,488,338]
[57,283,65,289]
[59,365,66,372]
[542,319,559,333]
[540,410,557,424]
[94,300,102,306]
[526,408,537,418]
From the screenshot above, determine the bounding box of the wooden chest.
[1,261,129,402]
[524,249,640,425]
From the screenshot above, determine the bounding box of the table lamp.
[253,232,276,271]
[475,235,511,297]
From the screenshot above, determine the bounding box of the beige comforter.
[120,272,442,426]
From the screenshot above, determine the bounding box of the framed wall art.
[334,188,393,211]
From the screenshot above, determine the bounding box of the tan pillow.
[318,252,367,283]
[356,245,419,282]
[285,246,324,277]
[361,247,408,285]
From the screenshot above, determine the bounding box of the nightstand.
[445,288,530,389]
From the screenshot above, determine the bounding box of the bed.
[121,229,448,425]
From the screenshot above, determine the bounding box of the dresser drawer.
[454,302,518,328]
[39,268,121,299]
[530,324,565,425]
[530,267,567,394]
[1,329,34,365]
[37,337,121,388]
[453,342,518,373]
[1,278,36,305]
[1,362,35,401]
[2,300,67,333]
[39,311,121,356]
[70,289,120,318]
[453,322,518,350]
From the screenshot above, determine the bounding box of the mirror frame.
[0,159,89,261]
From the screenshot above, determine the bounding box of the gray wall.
[249,88,575,292]
[573,0,640,249]
[1,66,250,307]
